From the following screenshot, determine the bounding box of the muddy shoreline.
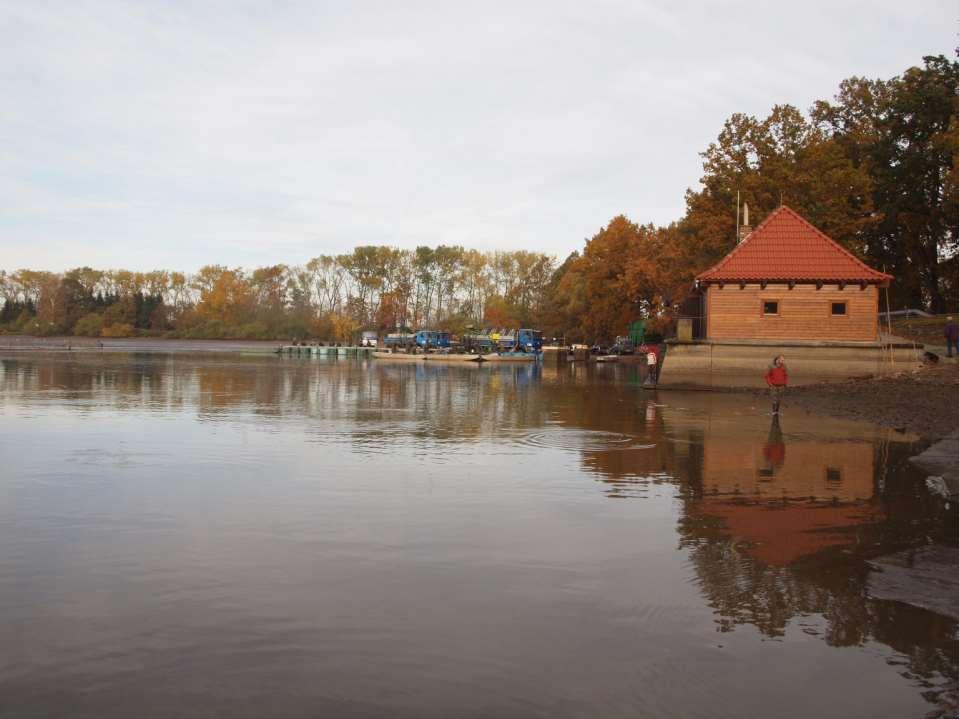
[766,362,959,442]
[0,335,282,354]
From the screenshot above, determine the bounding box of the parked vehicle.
[608,336,635,355]
[496,328,543,353]
[384,333,416,348]
[460,333,495,354]
[414,330,451,349]
[384,330,451,350]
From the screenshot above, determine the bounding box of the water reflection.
[1,354,957,717]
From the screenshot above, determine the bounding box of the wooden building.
[695,206,892,342]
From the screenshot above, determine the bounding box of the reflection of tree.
[669,412,959,710]
[0,356,556,445]
[679,522,828,637]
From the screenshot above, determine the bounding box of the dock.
[278,346,548,364]
[277,345,378,358]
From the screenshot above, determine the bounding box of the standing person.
[945,317,959,358]
[645,345,659,386]
[764,355,788,415]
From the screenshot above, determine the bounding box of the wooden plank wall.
[706,284,879,341]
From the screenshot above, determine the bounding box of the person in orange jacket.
[764,355,787,414]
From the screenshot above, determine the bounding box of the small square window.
[831,302,847,316]
[825,467,842,484]
[763,300,779,315]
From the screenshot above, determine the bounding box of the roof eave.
[697,276,892,285]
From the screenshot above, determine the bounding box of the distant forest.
[2,54,957,343]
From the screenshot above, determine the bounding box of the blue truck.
[383,330,451,349]
[414,330,451,349]
[496,329,543,353]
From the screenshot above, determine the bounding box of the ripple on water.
[515,428,655,453]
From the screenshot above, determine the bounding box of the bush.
[73,313,104,337]
[180,320,229,339]
[237,322,271,339]
[101,323,136,338]
[103,297,137,327]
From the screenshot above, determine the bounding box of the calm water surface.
[1,353,956,718]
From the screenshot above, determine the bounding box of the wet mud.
[768,362,959,441]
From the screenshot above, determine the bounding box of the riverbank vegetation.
[2,54,956,342]
[0,250,553,341]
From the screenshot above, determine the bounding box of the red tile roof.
[696,205,892,284]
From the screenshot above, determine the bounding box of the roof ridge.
[776,205,883,275]
[698,205,786,276]
[695,205,892,283]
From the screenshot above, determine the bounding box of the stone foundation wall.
[659,340,922,389]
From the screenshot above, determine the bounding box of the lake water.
[1,352,956,718]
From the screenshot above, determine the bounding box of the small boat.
[423,353,485,362]
[372,351,423,361]
[483,352,537,363]
[595,355,620,363]
[373,351,484,364]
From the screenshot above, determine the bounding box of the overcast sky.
[1,1,955,272]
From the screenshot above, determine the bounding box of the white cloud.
[0,0,955,271]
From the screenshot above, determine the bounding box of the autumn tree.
[195,268,254,327]
[813,54,959,310]
[683,104,875,278]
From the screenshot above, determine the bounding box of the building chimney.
[738,202,751,243]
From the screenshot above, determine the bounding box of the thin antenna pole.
[735,190,740,245]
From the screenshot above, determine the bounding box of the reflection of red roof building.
[701,500,882,566]
[699,432,883,565]
[695,206,892,343]
[658,394,903,565]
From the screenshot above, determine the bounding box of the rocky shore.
[780,361,959,441]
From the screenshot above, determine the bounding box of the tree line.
[0,249,554,341]
[3,54,957,342]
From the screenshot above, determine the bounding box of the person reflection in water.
[760,415,786,477]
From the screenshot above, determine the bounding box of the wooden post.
[882,270,894,369]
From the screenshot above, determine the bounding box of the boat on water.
[424,353,483,362]
[594,355,620,363]
[483,352,537,363]
[373,351,484,363]
[372,351,422,361]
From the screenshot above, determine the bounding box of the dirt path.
[778,361,959,441]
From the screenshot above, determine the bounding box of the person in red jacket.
[764,355,788,414]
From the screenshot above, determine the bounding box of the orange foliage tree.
[195,269,253,326]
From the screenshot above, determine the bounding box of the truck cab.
[497,329,543,353]
[414,330,451,349]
